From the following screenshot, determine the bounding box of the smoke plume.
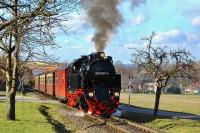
[82,0,146,52]
[82,0,121,52]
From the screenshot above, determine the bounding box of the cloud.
[52,12,90,34]
[124,42,144,49]
[187,33,200,44]
[150,29,200,57]
[154,29,188,44]
[63,12,89,31]
[192,16,200,26]
[131,13,146,25]
[129,30,200,59]
[124,43,134,48]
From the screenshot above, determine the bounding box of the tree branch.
[0,0,49,31]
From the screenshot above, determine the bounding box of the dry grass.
[120,93,200,115]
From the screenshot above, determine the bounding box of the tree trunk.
[7,91,16,120]
[6,0,20,121]
[6,53,16,120]
[153,87,161,116]
[6,50,19,120]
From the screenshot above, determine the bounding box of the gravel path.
[59,108,115,133]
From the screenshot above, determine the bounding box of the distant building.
[186,81,200,94]
[137,82,157,93]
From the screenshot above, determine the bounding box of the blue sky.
[52,0,200,64]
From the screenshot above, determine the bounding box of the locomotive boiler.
[34,52,121,117]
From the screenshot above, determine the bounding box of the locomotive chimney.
[89,52,105,61]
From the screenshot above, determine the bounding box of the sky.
[52,0,200,64]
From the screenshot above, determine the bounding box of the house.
[186,81,200,94]
[139,82,157,93]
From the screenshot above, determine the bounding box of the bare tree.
[131,32,197,116]
[0,0,80,120]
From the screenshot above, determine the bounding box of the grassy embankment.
[120,93,200,133]
[0,101,69,133]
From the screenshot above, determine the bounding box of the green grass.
[123,112,200,133]
[120,93,200,133]
[120,93,200,115]
[148,118,200,133]
[0,101,67,133]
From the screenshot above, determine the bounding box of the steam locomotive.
[34,52,121,117]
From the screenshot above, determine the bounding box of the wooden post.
[128,76,131,106]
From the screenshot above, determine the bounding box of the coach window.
[50,76,52,84]
[42,77,44,84]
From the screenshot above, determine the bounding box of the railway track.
[35,92,162,133]
[65,105,161,133]
[86,114,159,133]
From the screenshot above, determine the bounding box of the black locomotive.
[68,52,121,116]
[34,52,121,116]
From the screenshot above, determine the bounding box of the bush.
[167,87,181,94]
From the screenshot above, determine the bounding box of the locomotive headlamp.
[114,92,120,97]
[73,66,76,70]
[88,92,94,97]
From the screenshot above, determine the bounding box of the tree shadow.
[38,105,71,133]
[119,103,200,123]
[121,111,164,123]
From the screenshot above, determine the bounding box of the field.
[120,93,200,132]
[0,102,67,133]
[120,93,200,115]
